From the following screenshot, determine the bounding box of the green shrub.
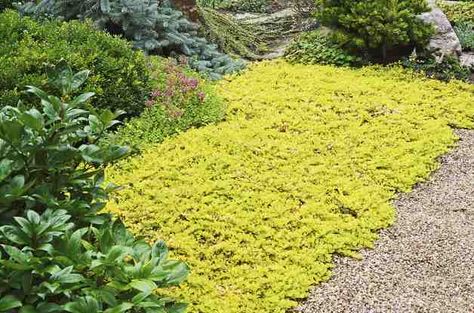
[0,0,12,10]
[224,0,270,12]
[285,30,363,67]
[0,67,189,312]
[109,58,225,149]
[0,10,151,115]
[198,0,269,12]
[401,54,472,82]
[316,0,434,61]
[454,21,474,51]
[438,0,474,24]
[107,60,474,313]
[21,0,246,79]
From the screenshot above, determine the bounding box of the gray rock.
[461,52,474,68]
[419,0,462,58]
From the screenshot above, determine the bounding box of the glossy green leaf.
[21,109,44,132]
[0,295,22,311]
[70,92,95,107]
[71,70,90,90]
[103,302,133,313]
[128,279,156,294]
[0,159,14,183]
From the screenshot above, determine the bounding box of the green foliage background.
[454,22,474,51]
[438,0,474,24]
[285,30,362,66]
[0,0,12,10]
[107,61,474,313]
[109,58,225,149]
[0,11,150,115]
[316,0,433,60]
[20,0,245,79]
[0,70,188,312]
[198,0,270,12]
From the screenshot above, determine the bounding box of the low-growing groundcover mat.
[108,61,474,313]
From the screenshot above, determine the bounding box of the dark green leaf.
[0,295,22,311]
[0,159,13,183]
[128,279,157,294]
[79,145,103,163]
[70,92,95,107]
[0,120,23,143]
[72,70,90,90]
[103,303,133,313]
[21,109,44,132]
[64,297,100,313]
[163,262,189,285]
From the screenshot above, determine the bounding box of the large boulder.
[419,0,462,58]
[461,52,474,67]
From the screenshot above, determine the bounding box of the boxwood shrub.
[108,61,474,313]
[0,10,151,116]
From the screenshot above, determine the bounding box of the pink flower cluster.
[146,60,207,119]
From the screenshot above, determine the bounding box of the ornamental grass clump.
[107,60,474,313]
[0,66,188,312]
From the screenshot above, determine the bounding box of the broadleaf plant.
[0,67,189,312]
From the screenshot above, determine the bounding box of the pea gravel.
[297,129,474,313]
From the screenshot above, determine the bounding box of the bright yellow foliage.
[107,61,474,313]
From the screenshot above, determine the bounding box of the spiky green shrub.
[21,0,245,79]
[316,0,434,61]
[0,68,188,312]
[0,10,150,115]
[107,60,474,313]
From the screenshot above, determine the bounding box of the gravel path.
[297,129,474,313]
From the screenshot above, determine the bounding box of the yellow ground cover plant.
[107,61,474,313]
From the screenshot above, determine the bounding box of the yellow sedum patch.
[107,61,474,313]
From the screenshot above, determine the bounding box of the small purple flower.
[197,91,206,102]
[151,90,162,98]
[145,99,155,107]
[165,88,174,98]
[170,109,184,119]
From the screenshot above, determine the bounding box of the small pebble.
[297,129,474,313]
